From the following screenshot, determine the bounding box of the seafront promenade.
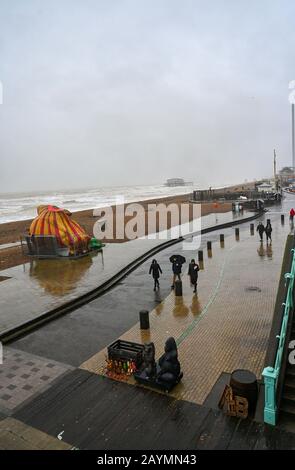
[0,198,295,449]
[0,209,251,340]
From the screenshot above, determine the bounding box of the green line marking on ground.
[176,238,246,347]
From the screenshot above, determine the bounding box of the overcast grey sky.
[0,0,295,193]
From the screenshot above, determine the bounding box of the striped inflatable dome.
[29,205,91,254]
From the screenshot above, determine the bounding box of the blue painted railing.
[262,248,295,425]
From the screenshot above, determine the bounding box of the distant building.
[279,167,295,185]
[165,178,193,187]
[257,182,276,193]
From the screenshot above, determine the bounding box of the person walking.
[171,259,182,289]
[265,221,272,243]
[290,208,295,221]
[256,222,265,242]
[149,259,162,291]
[188,259,200,293]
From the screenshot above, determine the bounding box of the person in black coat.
[149,259,162,291]
[188,259,200,293]
[265,222,272,243]
[256,222,265,241]
[171,259,182,289]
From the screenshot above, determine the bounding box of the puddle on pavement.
[29,257,93,296]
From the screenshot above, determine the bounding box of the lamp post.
[292,103,295,172]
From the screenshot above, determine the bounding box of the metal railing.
[262,248,295,425]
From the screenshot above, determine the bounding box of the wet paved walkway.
[80,209,289,404]
[1,197,295,448]
[0,210,250,339]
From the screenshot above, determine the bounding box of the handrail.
[262,248,295,425]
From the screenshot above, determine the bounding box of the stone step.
[280,398,295,417]
[285,376,295,390]
[283,387,295,402]
[286,366,295,378]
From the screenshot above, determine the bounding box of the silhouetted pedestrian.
[265,221,272,243]
[171,260,182,289]
[256,222,265,242]
[149,259,162,291]
[188,259,200,293]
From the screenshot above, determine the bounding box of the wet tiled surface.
[14,370,295,449]
[81,207,290,404]
[0,211,251,337]
[0,347,73,413]
[0,418,72,450]
[1,201,295,448]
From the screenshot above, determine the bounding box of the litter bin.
[139,310,150,330]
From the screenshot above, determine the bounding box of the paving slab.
[0,347,73,415]
[0,417,72,450]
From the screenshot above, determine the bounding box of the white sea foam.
[0,184,195,224]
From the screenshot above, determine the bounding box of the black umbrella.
[169,254,186,264]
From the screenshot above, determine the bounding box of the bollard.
[139,310,150,330]
[207,241,212,251]
[281,214,285,224]
[220,234,224,242]
[250,223,254,233]
[235,228,239,237]
[198,250,203,262]
[175,280,183,297]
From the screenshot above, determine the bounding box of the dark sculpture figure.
[157,337,182,386]
[142,342,156,378]
[134,337,183,392]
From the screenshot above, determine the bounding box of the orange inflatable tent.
[29,205,91,254]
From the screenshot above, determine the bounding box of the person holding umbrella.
[188,259,200,293]
[170,254,186,289]
[149,259,162,291]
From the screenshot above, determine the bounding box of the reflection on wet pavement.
[29,257,94,296]
[257,242,273,260]
[190,295,202,316]
[173,297,189,317]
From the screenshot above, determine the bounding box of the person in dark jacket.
[256,222,265,241]
[149,259,162,291]
[265,221,272,243]
[188,259,200,293]
[171,259,182,289]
